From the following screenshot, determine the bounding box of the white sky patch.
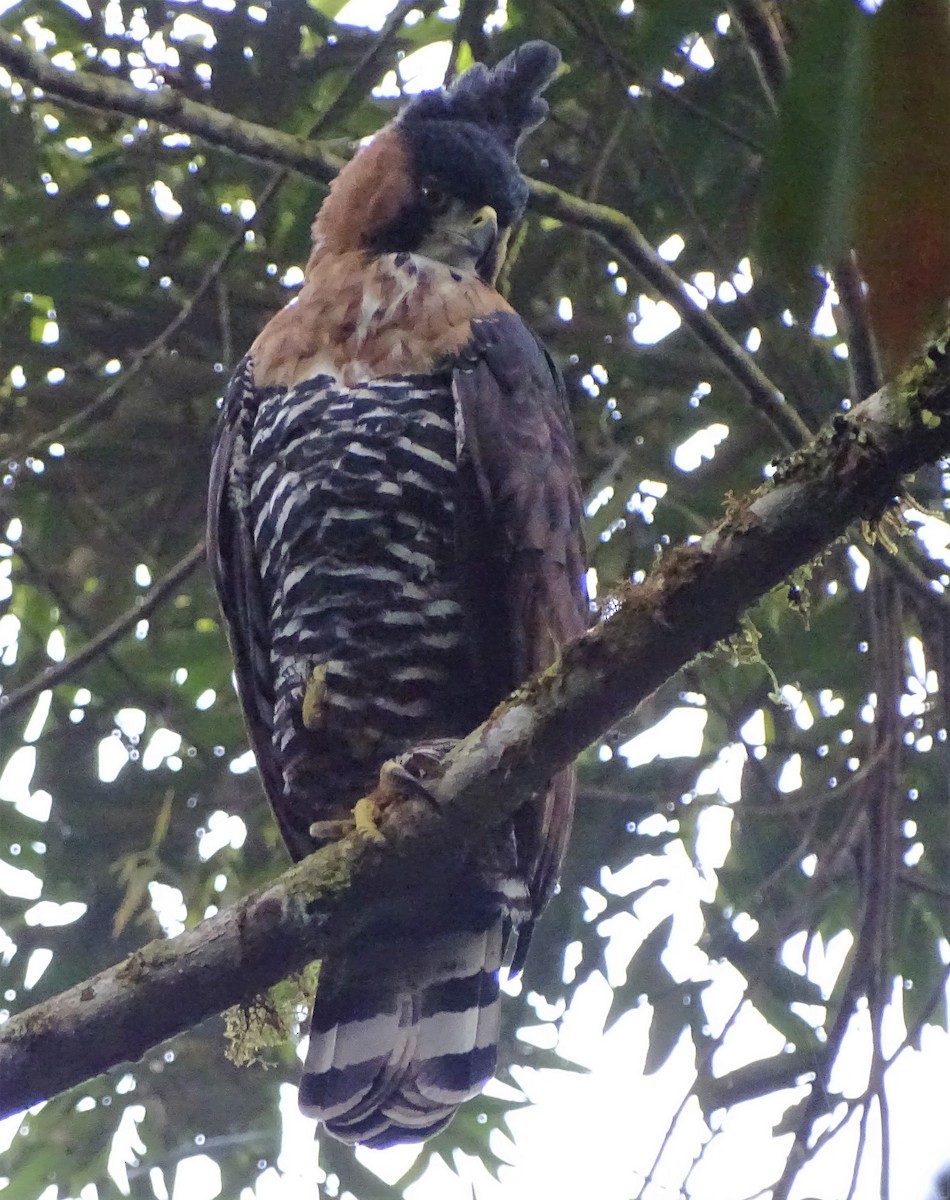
[171,1155,222,1200]
[731,256,753,292]
[148,882,187,938]
[108,1104,147,1195]
[618,706,707,767]
[0,613,20,666]
[819,688,846,718]
[657,233,684,261]
[0,745,36,805]
[228,749,256,775]
[336,0,398,30]
[740,707,766,746]
[673,422,729,472]
[777,753,803,793]
[695,740,747,804]
[686,36,715,71]
[586,485,613,518]
[848,544,870,591]
[907,635,933,690]
[24,900,87,927]
[197,811,247,861]
[399,41,452,93]
[142,728,182,770]
[23,947,53,990]
[98,736,130,783]
[40,320,59,345]
[281,265,304,288]
[373,69,401,100]
[632,295,681,344]
[812,278,839,337]
[16,789,52,823]
[143,30,178,67]
[152,180,182,220]
[170,13,217,48]
[0,858,43,900]
[780,684,815,731]
[718,279,737,303]
[694,803,734,873]
[22,690,52,743]
[115,708,146,739]
[195,689,216,711]
[557,296,573,322]
[907,508,950,566]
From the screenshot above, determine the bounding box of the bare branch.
[0,542,206,724]
[0,28,340,181]
[524,176,811,449]
[3,340,950,1117]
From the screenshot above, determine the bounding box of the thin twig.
[633,995,745,1198]
[728,0,789,109]
[5,171,284,464]
[0,541,206,723]
[525,176,810,449]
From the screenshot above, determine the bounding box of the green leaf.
[756,0,872,285]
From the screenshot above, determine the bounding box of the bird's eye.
[421,185,452,215]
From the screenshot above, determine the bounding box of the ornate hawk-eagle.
[208,41,586,1147]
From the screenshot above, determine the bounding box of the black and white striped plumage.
[208,41,586,1148]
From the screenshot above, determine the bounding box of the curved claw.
[378,758,442,811]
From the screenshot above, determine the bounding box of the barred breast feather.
[208,312,586,1146]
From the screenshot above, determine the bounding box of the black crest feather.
[401,41,561,153]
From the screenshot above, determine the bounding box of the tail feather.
[300,922,508,1147]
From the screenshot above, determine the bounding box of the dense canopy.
[3,2,950,1198]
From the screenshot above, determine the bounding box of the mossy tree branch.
[2,343,950,1120]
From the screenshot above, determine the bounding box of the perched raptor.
[208,41,586,1148]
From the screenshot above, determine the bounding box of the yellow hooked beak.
[419,202,499,273]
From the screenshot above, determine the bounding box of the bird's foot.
[351,795,386,845]
[302,664,328,731]
[308,816,357,842]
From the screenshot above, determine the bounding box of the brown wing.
[452,311,587,952]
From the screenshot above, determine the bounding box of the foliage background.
[3,0,950,1197]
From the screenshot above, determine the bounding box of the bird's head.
[310,42,560,283]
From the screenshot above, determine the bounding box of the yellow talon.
[302,664,328,731]
[352,796,386,844]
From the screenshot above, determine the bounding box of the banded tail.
[299,917,514,1147]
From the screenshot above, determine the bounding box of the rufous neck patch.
[251,251,514,390]
[308,126,413,258]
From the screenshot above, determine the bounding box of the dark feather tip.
[402,40,561,154]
